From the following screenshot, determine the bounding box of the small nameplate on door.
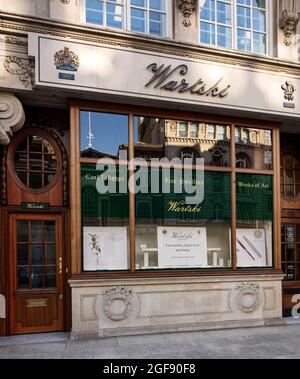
[21,203,50,210]
[26,299,48,308]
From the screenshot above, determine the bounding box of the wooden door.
[9,213,64,334]
[281,221,300,316]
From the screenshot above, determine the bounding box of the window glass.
[86,0,124,28]
[16,220,57,290]
[200,0,267,54]
[281,224,300,281]
[86,0,166,36]
[14,135,58,190]
[80,111,130,272]
[236,174,273,268]
[281,154,300,199]
[235,127,272,170]
[134,116,232,270]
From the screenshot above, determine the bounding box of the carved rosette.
[103,287,134,321]
[236,282,261,313]
[178,0,197,27]
[0,93,25,145]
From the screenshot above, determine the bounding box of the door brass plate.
[26,299,48,308]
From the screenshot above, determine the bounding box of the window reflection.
[134,117,231,167]
[80,111,130,272]
[134,116,232,270]
[235,127,272,170]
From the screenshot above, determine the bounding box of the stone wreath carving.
[236,282,261,313]
[178,0,197,27]
[103,287,134,321]
[4,56,34,88]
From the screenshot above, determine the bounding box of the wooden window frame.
[7,129,61,195]
[70,101,281,278]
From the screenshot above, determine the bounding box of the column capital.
[0,93,25,145]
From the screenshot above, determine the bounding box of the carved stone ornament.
[60,0,71,3]
[282,81,296,101]
[4,56,35,88]
[236,282,261,313]
[103,287,133,321]
[0,93,25,145]
[178,0,197,27]
[279,9,300,46]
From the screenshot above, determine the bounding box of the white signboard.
[236,229,267,268]
[157,227,208,269]
[28,33,300,118]
[83,227,128,271]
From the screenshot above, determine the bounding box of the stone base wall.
[69,274,284,339]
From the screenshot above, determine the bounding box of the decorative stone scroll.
[0,93,25,145]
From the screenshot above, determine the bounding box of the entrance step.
[0,332,69,347]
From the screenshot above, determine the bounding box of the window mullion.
[103,0,107,28]
[250,2,254,53]
[215,0,217,46]
[233,0,236,50]
[127,0,131,31]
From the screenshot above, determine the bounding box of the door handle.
[58,257,63,275]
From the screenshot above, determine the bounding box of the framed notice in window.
[157,227,208,269]
[236,229,267,267]
[83,227,128,271]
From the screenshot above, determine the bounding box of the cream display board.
[157,227,208,269]
[236,229,267,268]
[83,227,128,271]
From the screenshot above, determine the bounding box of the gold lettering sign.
[168,201,202,213]
[26,299,48,308]
[238,182,270,190]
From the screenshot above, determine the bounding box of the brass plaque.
[26,299,48,308]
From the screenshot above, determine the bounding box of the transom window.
[86,0,167,37]
[200,0,267,54]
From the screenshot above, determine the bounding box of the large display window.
[74,104,279,275]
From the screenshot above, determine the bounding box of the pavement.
[0,322,300,359]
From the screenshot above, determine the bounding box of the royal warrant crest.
[281,81,296,102]
[54,47,80,72]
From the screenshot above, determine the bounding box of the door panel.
[9,214,64,334]
[281,221,300,317]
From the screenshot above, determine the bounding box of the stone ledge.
[69,273,285,288]
[70,317,285,340]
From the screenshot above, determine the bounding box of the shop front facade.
[0,0,300,338]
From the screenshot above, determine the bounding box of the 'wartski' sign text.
[145,63,231,98]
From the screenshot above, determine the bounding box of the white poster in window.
[83,227,128,271]
[236,229,267,267]
[157,227,208,269]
